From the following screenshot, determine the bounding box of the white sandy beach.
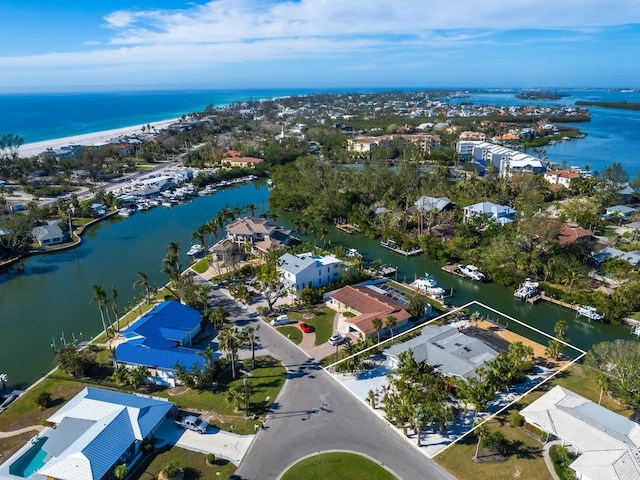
[18,118,181,158]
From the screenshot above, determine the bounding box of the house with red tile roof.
[329,284,411,338]
[556,223,594,246]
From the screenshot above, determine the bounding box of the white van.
[270,314,289,326]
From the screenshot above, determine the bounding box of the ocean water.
[0,87,639,175]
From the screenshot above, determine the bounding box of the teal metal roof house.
[3,387,173,480]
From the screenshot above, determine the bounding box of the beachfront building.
[520,385,640,480]
[0,387,174,480]
[114,301,217,387]
[278,252,345,293]
[329,285,411,338]
[225,216,291,255]
[463,201,516,226]
[384,324,498,379]
[32,222,67,246]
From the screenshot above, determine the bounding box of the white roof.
[520,385,640,480]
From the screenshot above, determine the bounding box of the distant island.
[575,100,640,111]
[515,90,570,100]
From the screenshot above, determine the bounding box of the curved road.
[199,278,455,480]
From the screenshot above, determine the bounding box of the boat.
[187,244,205,257]
[412,274,447,298]
[577,305,604,321]
[346,248,360,258]
[458,264,486,281]
[514,279,539,300]
[117,207,135,217]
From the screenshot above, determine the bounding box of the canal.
[1,181,633,388]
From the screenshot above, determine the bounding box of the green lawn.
[134,445,236,480]
[155,356,285,435]
[289,306,336,345]
[629,311,640,321]
[276,325,303,344]
[281,452,397,480]
[191,256,211,274]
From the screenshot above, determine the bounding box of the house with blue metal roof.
[114,300,218,387]
[1,387,173,480]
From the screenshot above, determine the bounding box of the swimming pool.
[9,436,49,478]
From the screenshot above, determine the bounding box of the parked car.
[270,314,289,326]
[299,322,313,333]
[328,334,347,346]
[175,414,208,434]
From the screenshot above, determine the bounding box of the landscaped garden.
[280,452,397,480]
[134,445,236,480]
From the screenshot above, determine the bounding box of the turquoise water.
[9,437,48,477]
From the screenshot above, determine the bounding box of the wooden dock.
[335,223,361,234]
[441,264,465,278]
[380,240,423,257]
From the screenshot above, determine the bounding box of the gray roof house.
[414,196,454,213]
[520,385,640,480]
[605,205,636,218]
[384,324,498,379]
[2,387,174,480]
[33,223,66,246]
[591,247,640,267]
[463,201,516,226]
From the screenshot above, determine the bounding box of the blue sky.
[1,0,639,92]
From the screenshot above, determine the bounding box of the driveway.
[155,419,254,465]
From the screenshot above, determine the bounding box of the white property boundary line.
[323,300,587,459]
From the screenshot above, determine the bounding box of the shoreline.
[18,117,182,158]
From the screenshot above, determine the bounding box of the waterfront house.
[226,216,291,255]
[414,195,454,213]
[463,201,516,226]
[224,156,263,168]
[383,324,498,380]
[114,301,218,387]
[1,387,174,480]
[590,247,640,267]
[278,252,345,293]
[209,238,244,263]
[329,285,411,338]
[544,169,581,188]
[32,222,66,246]
[520,385,640,480]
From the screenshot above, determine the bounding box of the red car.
[299,322,313,333]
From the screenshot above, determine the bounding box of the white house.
[520,385,640,480]
[278,252,345,292]
[0,387,174,480]
[456,140,545,177]
[463,201,516,225]
[33,223,66,246]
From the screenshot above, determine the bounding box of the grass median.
[281,452,397,480]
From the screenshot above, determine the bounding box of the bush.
[206,453,216,465]
[161,460,181,479]
[512,412,524,428]
[35,391,53,410]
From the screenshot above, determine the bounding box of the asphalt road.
[197,279,455,480]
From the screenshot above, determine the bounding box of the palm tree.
[209,306,230,330]
[162,241,181,286]
[111,286,120,333]
[245,203,257,217]
[372,317,383,344]
[133,272,150,304]
[218,328,241,379]
[243,326,259,370]
[367,389,377,408]
[90,285,110,339]
[560,270,578,292]
[319,227,330,248]
[192,224,209,250]
[385,315,397,338]
[225,385,245,412]
[128,365,150,389]
[207,217,220,243]
[197,285,210,315]
[110,364,129,385]
[473,421,489,460]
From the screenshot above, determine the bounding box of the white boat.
[514,279,539,300]
[187,244,205,257]
[577,305,604,321]
[458,264,486,281]
[117,207,135,217]
[413,274,446,298]
[346,248,360,258]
